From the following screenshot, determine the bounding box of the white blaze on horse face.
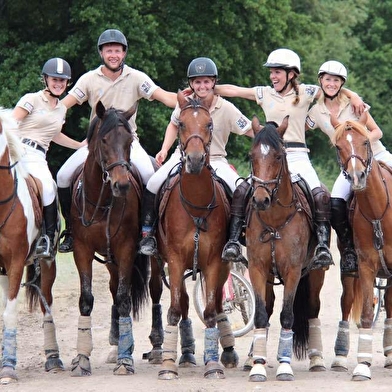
[260,144,270,156]
[346,133,361,186]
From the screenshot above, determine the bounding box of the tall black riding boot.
[312,187,334,270]
[330,197,358,275]
[35,200,58,259]
[221,180,249,263]
[58,187,73,253]
[139,189,158,256]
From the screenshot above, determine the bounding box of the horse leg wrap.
[277,329,293,364]
[252,328,267,364]
[308,318,323,359]
[2,328,17,369]
[204,327,220,365]
[357,328,373,365]
[43,314,60,359]
[216,313,235,349]
[118,316,134,360]
[162,325,178,363]
[384,318,392,357]
[149,304,164,347]
[179,318,195,354]
[334,320,350,356]
[109,305,119,346]
[76,316,93,357]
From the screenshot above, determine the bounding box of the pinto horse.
[0,110,63,383]
[245,116,326,382]
[331,118,392,381]
[153,91,238,380]
[70,101,149,376]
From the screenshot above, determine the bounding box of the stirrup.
[311,245,334,270]
[59,231,73,253]
[139,236,158,256]
[35,235,53,259]
[222,241,244,263]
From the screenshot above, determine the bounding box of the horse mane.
[253,121,282,151]
[87,107,133,144]
[331,120,368,145]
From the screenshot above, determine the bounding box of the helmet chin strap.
[102,57,124,73]
[321,86,343,100]
[275,70,292,94]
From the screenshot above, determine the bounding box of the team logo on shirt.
[74,88,86,99]
[256,87,263,100]
[305,85,317,97]
[305,115,315,128]
[141,81,152,94]
[23,102,34,112]
[236,117,248,129]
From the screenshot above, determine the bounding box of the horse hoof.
[309,356,326,372]
[331,356,348,372]
[331,365,348,372]
[276,362,294,381]
[0,367,17,384]
[45,355,65,372]
[70,354,91,377]
[179,353,196,368]
[204,361,225,379]
[106,346,118,364]
[113,359,135,376]
[220,349,239,368]
[309,365,326,372]
[352,363,371,381]
[158,360,178,380]
[249,363,267,382]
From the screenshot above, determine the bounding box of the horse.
[245,116,326,382]
[331,117,392,381]
[151,91,238,380]
[0,110,63,383]
[69,101,149,376]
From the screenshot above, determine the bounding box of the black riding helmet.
[187,57,218,93]
[97,29,128,72]
[41,58,72,98]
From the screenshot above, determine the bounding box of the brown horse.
[0,110,63,383]
[70,102,149,376]
[331,118,392,381]
[154,91,238,380]
[245,116,326,382]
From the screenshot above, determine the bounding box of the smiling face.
[319,73,345,97]
[268,68,295,94]
[46,76,68,96]
[189,76,216,99]
[100,43,127,72]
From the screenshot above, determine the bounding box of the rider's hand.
[155,150,168,166]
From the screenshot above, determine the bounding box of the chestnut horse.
[154,91,238,380]
[245,117,326,382]
[70,102,149,376]
[0,110,63,383]
[332,118,392,381]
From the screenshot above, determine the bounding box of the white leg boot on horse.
[58,187,73,253]
[35,200,57,259]
[139,189,158,256]
[308,318,326,371]
[352,328,372,381]
[216,313,239,368]
[222,180,249,263]
[249,328,268,382]
[311,187,334,270]
[331,197,358,277]
[383,318,392,368]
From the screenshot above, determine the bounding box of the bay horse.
[0,110,63,383]
[70,101,149,376]
[154,91,238,380]
[245,116,326,382]
[331,117,392,381]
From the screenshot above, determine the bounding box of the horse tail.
[25,264,40,312]
[351,277,363,324]
[130,252,149,320]
[292,273,310,360]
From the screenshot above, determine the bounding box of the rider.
[306,60,392,274]
[215,48,364,270]
[139,57,254,256]
[12,58,85,258]
[56,28,177,253]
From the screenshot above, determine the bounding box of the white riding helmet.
[263,48,301,74]
[318,60,347,81]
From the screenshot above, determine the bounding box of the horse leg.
[106,305,119,363]
[331,275,354,372]
[307,269,326,372]
[144,258,164,364]
[39,259,64,372]
[179,318,196,367]
[217,313,238,368]
[352,271,374,381]
[383,287,392,368]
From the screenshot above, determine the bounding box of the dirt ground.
[2,234,391,392]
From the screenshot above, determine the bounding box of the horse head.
[177,90,213,174]
[331,112,370,191]
[250,116,289,210]
[88,101,137,197]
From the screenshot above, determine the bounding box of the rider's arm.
[151,88,177,109]
[155,121,178,165]
[214,84,256,101]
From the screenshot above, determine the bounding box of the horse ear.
[177,89,187,109]
[123,103,138,120]
[251,115,263,135]
[96,101,106,119]
[276,115,289,137]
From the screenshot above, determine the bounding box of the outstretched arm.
[214,84,256,101]
[152,88,177,108]
[341,88,365,116]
